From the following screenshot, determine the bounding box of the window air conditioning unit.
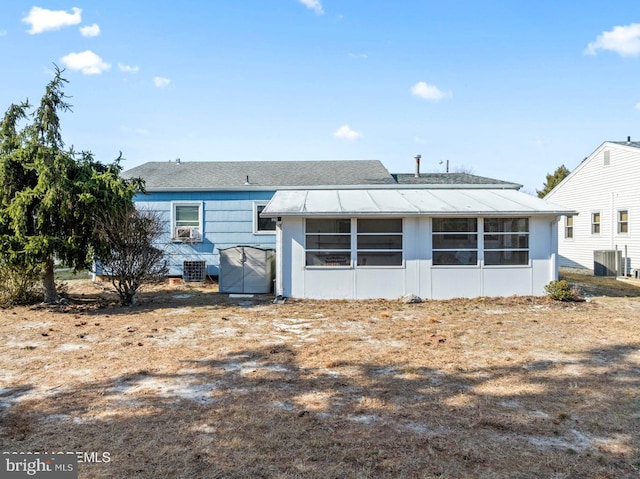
[175,227,201,241]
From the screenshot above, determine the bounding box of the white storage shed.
[261,188,574,300]
[218,246,275,294]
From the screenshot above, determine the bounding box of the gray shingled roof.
[123,160,397,190]
[392,173,521,188]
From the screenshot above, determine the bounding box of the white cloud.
[153,76,171,88]
[333,124,361,141]
[411,81,451,101]
[298,0,324,15]
[635,102,640,110]
[0,30,7,37]
[118,62,139,73]
[79,23,100,37]
[60,50,110,75]
[585,23,640,57]
[348,52,368,59]
[22,6,82,34]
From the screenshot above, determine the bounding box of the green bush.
[544,279,573,301]
[0,262,42,305]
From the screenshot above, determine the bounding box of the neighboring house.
[262,187,573,300]
[122,160,396,277]
[544,139,640,273]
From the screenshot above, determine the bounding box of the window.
[432,218,478,265]
[357,219,403,266]
[618,210,629,234]
[591,212,601,235]
[254,202,276,234]
[484,218,529,265]
[305,219,351,266]
[172,202,202,241]
[565,215,574,239]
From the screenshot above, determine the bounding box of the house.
[122,160,397,277]
[544,139,640,274]
[261,186,573,300]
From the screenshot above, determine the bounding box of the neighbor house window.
[357,219,403,266]
[484,218,529,265]
[172,202,203,241]
[432,218,478,265]
[305,218,351,266]
[618,210,629,234]
[565,215,574,239]
[254,202,276,234]
[591,212,601,234]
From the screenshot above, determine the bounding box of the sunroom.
[261,188,574,300]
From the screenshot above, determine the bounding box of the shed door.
[220,247,245,293]
[243,247,268,293]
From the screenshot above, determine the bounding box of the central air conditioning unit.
[174,226,201,241]
[183,260,206,282]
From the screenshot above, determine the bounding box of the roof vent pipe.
[414,154,421,178]
[175,158,181,164]
[244,175,251,185]
[627,136,631,144]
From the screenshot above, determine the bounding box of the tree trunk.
[42,256,58,303]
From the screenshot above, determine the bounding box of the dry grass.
[1,276,640,478]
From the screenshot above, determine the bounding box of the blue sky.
[1,1,640,193]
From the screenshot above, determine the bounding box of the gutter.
[139,182,523,193]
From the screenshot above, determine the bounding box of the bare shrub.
[94,208,168,306]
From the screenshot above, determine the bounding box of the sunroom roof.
[261,189,574,217]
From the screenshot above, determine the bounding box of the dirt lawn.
[1,274,640,478]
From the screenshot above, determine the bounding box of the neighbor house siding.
[546,143,640,272]
[134,190,276,276]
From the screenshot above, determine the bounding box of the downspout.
[275,218,284,298]
[551,216,559,281]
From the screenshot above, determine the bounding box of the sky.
[2,1,640,193]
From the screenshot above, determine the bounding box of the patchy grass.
[1,279,639,478]
[560,269,640,298]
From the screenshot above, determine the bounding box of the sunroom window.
[305,219,351,266]
[432,218,478,265]
[484,218,529,265]
[356,219,403,266]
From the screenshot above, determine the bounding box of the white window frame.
[564,215,574,239]
[617,209,629,235]
[591,211,601,235]
[432,218,479,266]
[483,217,530,267]
[253,201,277,235]
[171,201,203,242]
[356,218,404,267]
[305,218,352,268]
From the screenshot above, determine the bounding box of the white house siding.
[545,143,640,272]
[278,215,558,300]
[134,191,276,276]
